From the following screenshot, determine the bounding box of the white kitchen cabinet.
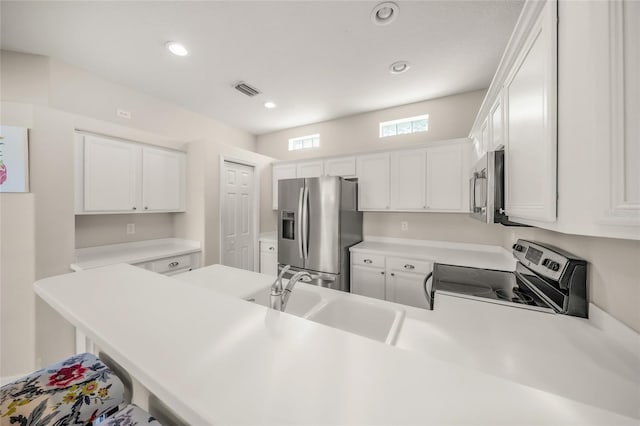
[82,135,140,213]
[77,134,186,214]
[489,92,504,151]
[480,117,490,156]
[296,160,324,178]
[390,149,426,210]
[504,0,557,222]
[426,143,468,211]
[350,252,431,309]
[142,146,186,212]
[324,156,356,177]
[259,240,278,276]
[351,265,386,300]
[386,257,432,309]
[272,164,297,210]
[356,153,390,210]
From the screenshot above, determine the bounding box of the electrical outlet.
[126,223,135,234]
[116,109,131,119]
[401,221,408,231]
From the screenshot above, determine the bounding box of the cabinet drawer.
[352,252,385,268]
[386,257,432,274]
[260,241,277,253]
[149,255,192,273]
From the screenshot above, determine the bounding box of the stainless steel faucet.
[270,265,312,312]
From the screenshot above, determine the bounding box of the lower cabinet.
[350,253,432,309]
[259,240,278,276]
[133,252,201,276]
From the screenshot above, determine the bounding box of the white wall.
[0,194,36,379]
[0,50,259,371]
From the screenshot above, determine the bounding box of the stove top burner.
[495,288,534,305]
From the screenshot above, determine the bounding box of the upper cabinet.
[504,0,557,222]
[271,138,470,213]
[296,160,323,178]
[469,0,639,239]
[357,153,391,210]
[75,134,186,214]
[324,156,356,178]
[390,149,425,210]
[426,143,468,211]
[141,146,186,212]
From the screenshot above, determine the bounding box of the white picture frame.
[0,125,30,193]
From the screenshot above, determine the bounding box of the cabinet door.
[480,117,490,155]
[296,161,324,178]
[426,144,466,211]
[390,149,426,209]
[272,164,297,210]
[387,271,430,309]
[356,153,390,210]
[385,257,432,308]
[83,136,140,213]
[259,242,278,276]
[142,147,186,212]
[490,93,504,151]
[504,1,557,222]
[325,156,356,177]
[351,265,386,300]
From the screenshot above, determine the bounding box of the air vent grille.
[234,82,260,97]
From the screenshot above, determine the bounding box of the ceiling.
[0,1,523,135]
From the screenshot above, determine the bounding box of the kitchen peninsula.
[34,264,639,425]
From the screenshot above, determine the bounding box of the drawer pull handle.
[404,264,415,270]
[364,259,373,264]
[169,262,180,268]
[380,271,384,275]
[390,272,395,277]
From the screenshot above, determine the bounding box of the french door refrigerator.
[278,176,362,292]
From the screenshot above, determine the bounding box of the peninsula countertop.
[35,264,638,425]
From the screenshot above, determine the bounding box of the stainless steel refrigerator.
[278,176,362,292]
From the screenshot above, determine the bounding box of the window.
[379,115,429,138]
[288,134,320,151]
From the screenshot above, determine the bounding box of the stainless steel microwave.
[470,150,523,226]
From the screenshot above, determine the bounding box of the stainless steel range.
[425,239,588,317]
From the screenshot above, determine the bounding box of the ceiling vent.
[234,82,261,97]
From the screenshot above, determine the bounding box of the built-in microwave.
[470,150,523,226]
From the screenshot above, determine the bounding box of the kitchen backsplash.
[75,213,175,248]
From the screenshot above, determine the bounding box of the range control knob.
[512,243,525,252]
[543,259,561,271]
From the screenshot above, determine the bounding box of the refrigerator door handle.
[297,187,304,259]
[302,186,310,260]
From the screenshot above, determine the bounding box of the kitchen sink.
[306,298,405,345]
[244,287,322,317]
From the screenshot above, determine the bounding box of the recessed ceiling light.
[264,101,277,109]
[389,60,410,74]
[371,2,399,26]
[165,41,188,57]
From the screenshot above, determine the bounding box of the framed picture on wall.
[0,125,30,193]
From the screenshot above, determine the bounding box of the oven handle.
[423,271,434,308]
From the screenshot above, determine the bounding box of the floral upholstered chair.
[103,404,161,426]
[0,352,125,425]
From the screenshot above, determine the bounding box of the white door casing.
[221,160,255,271]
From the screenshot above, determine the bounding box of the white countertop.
[351,237,517,271]
[70,238,201,271]
[258,231,277,244]
[35,264,639,425]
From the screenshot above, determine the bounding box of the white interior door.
[222,161,255,270]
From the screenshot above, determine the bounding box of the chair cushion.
[0,352,125,425]
[103,404,161,425]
